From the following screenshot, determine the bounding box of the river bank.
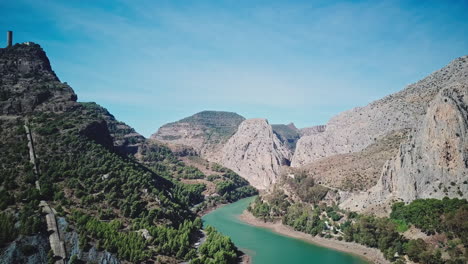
[238,210,390,264]
[199,202,252,264]
[197,202,228,217]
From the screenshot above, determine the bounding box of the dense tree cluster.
[72,211,204,262]
[191,226,238,264]
[213,166,257,202]
[391,198,468,240]
[72,211,148,262]
[343,215,406,260]
[391,198,468,263]
[284,173,329,203]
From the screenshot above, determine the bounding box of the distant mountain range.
[154,55,468,215]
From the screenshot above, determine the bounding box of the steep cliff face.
[152,111,245,161]
[219,118,291,189]
[292,56,468,167]
[341,83,468,213]
[0,43,77,115]
[153,114,295,189]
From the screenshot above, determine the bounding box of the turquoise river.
[202,197,367,264]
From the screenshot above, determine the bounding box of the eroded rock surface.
[219,118,291,189]
[341,83,468,214]
[292,56,468,167]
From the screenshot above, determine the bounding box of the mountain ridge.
[153,55,468,209]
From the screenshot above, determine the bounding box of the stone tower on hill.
[6,31,13,47]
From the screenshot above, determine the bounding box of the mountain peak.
[0,43,77,115]
[0,42,57,80]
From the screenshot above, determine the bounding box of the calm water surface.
[202,197,367,264]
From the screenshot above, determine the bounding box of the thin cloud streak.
[2,0,467,137]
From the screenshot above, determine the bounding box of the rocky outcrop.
[341,83,468,214]
[219,118,291,189]
[0,43,77,115]
[80,120,114,150]
[80,102,145,154]
[0,234,50,264]
[57,217,121,264]
[152,111,245,161]
[292,56,468,167]
[300,125,326,136]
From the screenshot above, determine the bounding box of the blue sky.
[1,0,467,137]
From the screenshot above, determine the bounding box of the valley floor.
[238,211,390,264]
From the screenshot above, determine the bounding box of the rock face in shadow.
[271,123,301,151]
[219,118,291,190]
[79,120,114,150]
[341,83,468,214]
[292,56,468,167]
[80,102,146,154]
[0,43,77,115]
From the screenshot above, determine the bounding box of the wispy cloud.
[2,0,467,136]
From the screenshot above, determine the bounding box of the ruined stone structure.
[6,31,12,47]
[300,125,326,136]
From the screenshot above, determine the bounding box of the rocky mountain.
[0,43,77,115]
[219,119,292,189]
[292,56,468,167]
[154,114,295,190]
[152,110,245,161]
[153,55,468,211]
[341,82,468,214]
[289,55,468,213]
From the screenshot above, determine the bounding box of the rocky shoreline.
[238,210,390,264]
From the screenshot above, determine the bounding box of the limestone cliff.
[219,118,291,189]
[153,114,294,189]
[149,56,468,203]
[341,83,468,214]
[292,56,468,167]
